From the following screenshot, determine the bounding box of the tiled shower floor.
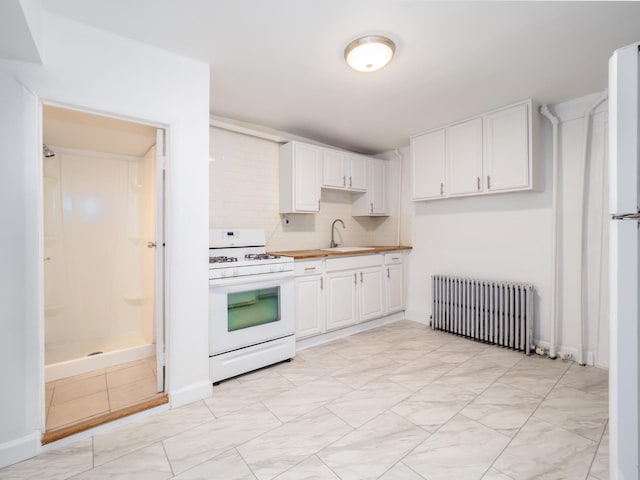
[5,320,609,479]
[45,356,160,432]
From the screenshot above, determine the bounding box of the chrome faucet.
[330,219,345,248]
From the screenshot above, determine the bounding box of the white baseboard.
[296,312,405,351]
[169,380,212,408]
[0,431,40,469]
[404,309,428,325]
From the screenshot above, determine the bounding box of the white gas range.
[208,229,295,383]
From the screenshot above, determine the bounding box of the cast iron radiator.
[431,275,534,354]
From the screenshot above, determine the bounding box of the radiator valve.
[534,346,546,356]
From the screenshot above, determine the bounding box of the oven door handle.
[209,271,294,287]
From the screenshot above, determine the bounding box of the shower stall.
[42,106,161,383]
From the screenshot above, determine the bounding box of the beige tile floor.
[4,321,609,479]
[45,356,159,431]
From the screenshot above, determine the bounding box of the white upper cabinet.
[411,129,446,200]
[348,154,367,191]
[322,149,367,192]
[282,141,389,215]
[280,142,321,213]
[322,149,349,189]
[369,159,386,214]
[411,100,535,201]
[352,157,387,216]
[484,103,530,192]
[447,118,483,196]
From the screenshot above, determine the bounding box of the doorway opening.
[41,105,167,443]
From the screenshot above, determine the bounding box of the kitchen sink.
[320,246,375,252]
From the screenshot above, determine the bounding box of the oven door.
[209,272,295,356]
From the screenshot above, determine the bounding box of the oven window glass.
[227,286,280,332]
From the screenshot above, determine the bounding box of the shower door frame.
[38,99,169,430]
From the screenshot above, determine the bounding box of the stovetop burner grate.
[209,256,238,264]
[245,253,281,260]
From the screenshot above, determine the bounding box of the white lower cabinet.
[383,252,404,313]
[384,264,404,313]
[325,270,358,331]
[294,260,325,339]
[294,253,405,339]
[359,267,384,321]
[295,274,324,339]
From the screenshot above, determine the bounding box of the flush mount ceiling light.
[344,35,395,73]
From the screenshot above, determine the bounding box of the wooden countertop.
[268,245,412,260]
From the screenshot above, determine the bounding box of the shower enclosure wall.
[43,146,156,382]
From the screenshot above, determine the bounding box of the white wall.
[389,92,609,367]
[209,127,399,250]
[0,68,41,470]
[0,10,210,467]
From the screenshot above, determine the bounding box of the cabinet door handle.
[349,176,352,187]
[318,199,321,210]
[477,176,480,191]
[387,267,390,278]
[320,277,323,290]
[440,183,444,196]
[487,176,491,189]
[360,272,363,283]
[343,175,346,187]
[354,273,357,285]
[304,267,316,272]
[370,202,373,213]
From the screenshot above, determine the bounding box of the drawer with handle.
[384,253,403,265]
[294,260,324,276]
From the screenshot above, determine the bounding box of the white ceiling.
[43,105,157,157]
[42,1,640,154]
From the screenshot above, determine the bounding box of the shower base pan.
[45,343,155,383]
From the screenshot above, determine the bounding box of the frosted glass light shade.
[344,35,395,72]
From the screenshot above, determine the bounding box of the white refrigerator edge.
[609,41,640,480]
